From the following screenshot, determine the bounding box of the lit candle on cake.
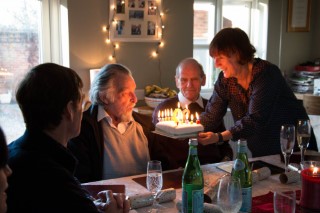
[173,102,182,123]
[185,113,189,124]
[182,104,190,122]
[190,114,194,124]
[196,112,200,124]
[300,163,320,210]
[158,111,161,122]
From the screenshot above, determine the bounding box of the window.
[193,0,268,89]
[0,0,68,143]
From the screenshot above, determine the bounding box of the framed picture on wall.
[287,0,311,32]
[109,0,162,42]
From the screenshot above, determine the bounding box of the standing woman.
[0,127,12,213]
[198,27,318,157]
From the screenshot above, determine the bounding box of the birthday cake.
[155,121,204,137]
[154,102,204,138]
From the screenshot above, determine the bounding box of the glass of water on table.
[146,160,165,212]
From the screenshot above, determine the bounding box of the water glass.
[216,175,242,213]
[273,189,296,213]
[146,160,164,212]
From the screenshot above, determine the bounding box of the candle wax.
[300,168,320,210]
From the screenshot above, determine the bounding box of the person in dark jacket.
[7,63,129,213]
[0,127,12,213]
[198,28,318,157]
[150,58,233,170]
[68,64,150,183]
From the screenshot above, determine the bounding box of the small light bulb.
[109,55,114,60]
[105,38,110,44]
[152,51,158,57]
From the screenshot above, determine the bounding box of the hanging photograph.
[110,0,162,42]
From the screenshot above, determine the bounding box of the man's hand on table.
[94,190,130,213]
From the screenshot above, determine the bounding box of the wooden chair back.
[303,94,320,115]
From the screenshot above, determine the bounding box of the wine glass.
[273,189,296,213]
[146,160,164,212]
[296,119,311,166]
[216,175,242,213]
[280,124,295,173]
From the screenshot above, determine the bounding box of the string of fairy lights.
[102,0,165,62]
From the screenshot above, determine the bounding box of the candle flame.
[196,112,199,119]
[313,167,319,174]
[178,102,180,109]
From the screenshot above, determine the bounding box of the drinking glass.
[146,160,164,212]
[297,119,311,166]
[280,124,295,173]
[216,175,242,213]
[273,189,296,213]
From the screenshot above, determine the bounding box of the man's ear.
[65,101,74,120]
[99,92,108,104]
[201,75,206,86]
[175,76,180,89]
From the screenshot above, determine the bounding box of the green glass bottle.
[231,139,252,213]
[182,138,204,213]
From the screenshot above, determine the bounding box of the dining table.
[83,154,305,213]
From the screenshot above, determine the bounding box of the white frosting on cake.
[155,121,204,136]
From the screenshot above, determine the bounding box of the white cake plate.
[152,130,199,139]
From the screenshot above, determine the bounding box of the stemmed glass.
[216,175,242,213]
[296,119,311,166]
[146,160,164,212]
[280,124,295,173]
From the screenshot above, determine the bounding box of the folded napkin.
[252,190,301,213]
[279,171,300,184]
[128,188,176,209]
[252,167,271,183]
[176,200,223,213]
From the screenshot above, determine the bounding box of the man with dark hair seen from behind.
[7,63,129,213]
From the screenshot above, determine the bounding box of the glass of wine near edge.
[280,124,295,173]
[146,160,164,212]
[296,119,311,167]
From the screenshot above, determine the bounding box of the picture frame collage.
[110,0,162,42]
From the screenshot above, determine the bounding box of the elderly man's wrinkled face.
[176,64,205,102]
[107,75,137,122]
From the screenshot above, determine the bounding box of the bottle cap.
[189,138,198,146]
[238,139,247,145]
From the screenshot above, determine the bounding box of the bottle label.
[240,187,252,213]
[192,189,203,213]
[182,188,204,213]
[189,149,197,155]
[233,159,245,171]
[238,144,247,153]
